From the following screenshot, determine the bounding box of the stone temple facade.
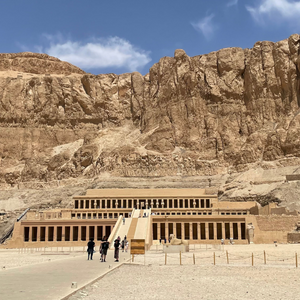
[2,188,299,249]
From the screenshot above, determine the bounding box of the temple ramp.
[127,218,138,241]
[134,209,152,240]
[109,209,138,249]
[132,209,141,218]
[114,217,132,241]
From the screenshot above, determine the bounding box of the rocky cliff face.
[0,35,300,189]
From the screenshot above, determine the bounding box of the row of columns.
[72,212,127,219]
[24,225,113,243]
[75,198,211,210]
[154,222,246,241]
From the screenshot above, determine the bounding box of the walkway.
[0,249,130,300]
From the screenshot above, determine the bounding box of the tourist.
[114,236,121,262]
[87,238,95,260]
[99,236,105,261]
[121,239,125,252]
[125,240,129,252]
[101,237,109,262]
[123,217,125,225]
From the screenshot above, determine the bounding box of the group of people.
[87,236,129,262]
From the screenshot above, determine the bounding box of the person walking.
[114,236,121,262]
[87,238,95,260]
[99,236,106,262]
[121,239,125,252]
[101,237,109,262]
[125,240,129,252]
[123,217,125,225]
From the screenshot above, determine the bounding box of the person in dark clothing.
[99,236,106,262]
[87,238,95,260]
[121,239,125,252]
[114,236,121,262]
[101,237,109,262]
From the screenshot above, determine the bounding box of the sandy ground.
[0,247,86,270]
[1,244,300,300]
[68,264,300,300]
[68,244,300,300]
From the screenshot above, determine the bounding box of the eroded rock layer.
[0,35,300,188]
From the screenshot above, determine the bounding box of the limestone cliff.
[1,35,300,186]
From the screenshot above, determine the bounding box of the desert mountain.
[0,35,300,225]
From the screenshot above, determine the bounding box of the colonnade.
[71,211,128,220]
[153,222,246,241]
[74,198,212,210]
[23,224,113,243]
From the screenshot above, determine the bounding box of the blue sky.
[1,0,300,75]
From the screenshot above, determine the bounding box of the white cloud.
[36,35,151,72]
[246,0,300,24]
[227,0,238,7]
[191,14,217,40]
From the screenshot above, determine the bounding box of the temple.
[2,188,300,248]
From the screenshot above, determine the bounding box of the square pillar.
[53,226,57,242]
[165,223,169,241]
[157,223,161,240]
[45,226,49,242]
[62,226,65,242]
[237,222,240,240]
[181,223,185,240]
[205,223,209,240]
[86,226,89,241]
[37,227,40,242]
[197,223,201,240]
[214,223,217,240]
[222,222,225,240]
[79,226,82,241]
[70,226,74,241]
[29,226,32,242]
[189,222,193,240]
[173,223,177,238]
[230,223,233,239]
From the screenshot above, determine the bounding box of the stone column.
[197,223,201,241]
[151,200,153,209]
[37,227,40,242]
[157,223,161,241]
[165,222,169,241]
[214,223,217,240]
[173,223,177,238]
[230,223,233,239]
[45,226,49,242]
[222,222,225,240]
[53,226,57,242]
[86,226,89,241]
[237,222,240,240]
[189,222,193,240]
[70,226,74,241]
[205,223,209,240]
[181,222,185,240]
[29,226,32,242]
[79,226,82,241]
[62,226,65,242]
